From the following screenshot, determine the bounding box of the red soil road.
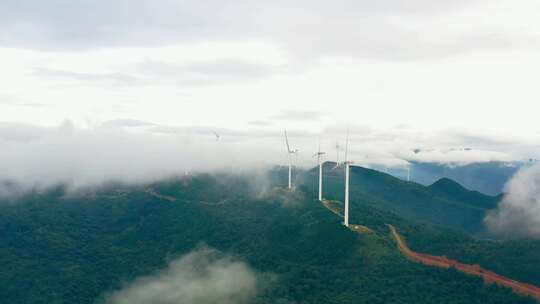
[321,199,343,217]
[388,224,540,302]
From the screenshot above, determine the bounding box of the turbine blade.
[284,130,291,153]
[344,128,350,162]
[212,131,220,141]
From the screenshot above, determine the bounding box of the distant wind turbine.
[313,140,326,201]
[407,165,411,182]
[284,130,299,190]
[331,142,341,171]
[335,142,341,165]
[343,128,353,227]
[212,131,220,141]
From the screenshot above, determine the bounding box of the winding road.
[318,198,540,302]
[388,224,540,303]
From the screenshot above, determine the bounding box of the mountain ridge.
[1,170,537,303]
[303,162,499,235]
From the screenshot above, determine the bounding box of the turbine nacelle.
[313,152,326,157]
[289,149,299,154]
[332,160,353,170]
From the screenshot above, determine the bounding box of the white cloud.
[402,148,513,166]
[1,0,540,140]
[485,163,540,238]
[105,246,262,304]
[0,121,284,190]
[0,121,535,195]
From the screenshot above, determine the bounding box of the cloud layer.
[0,120,535,194]
[485,163,540,238]
[0,121,281,190]
[105,247,261,304]
[2,0,539,60]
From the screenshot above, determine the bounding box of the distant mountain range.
[302,162,500,236]
[372,161,528,195]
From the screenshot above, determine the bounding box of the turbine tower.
[314,140,326,201]
[343,129,353,227]
[407,165,411,182]
[284,130,298,190]
[335,142,341,165]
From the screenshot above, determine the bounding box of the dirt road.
[388,224,540,302]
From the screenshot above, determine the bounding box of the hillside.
[0,172,534,304]
[303,162,499,235]
[427,178,500,209]
[299,163,540,290]
[401,223,540,289]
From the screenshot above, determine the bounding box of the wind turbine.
[313,140,326,201]
[331,143,341,171]
[343,129,353,227]
[407,165,411,182]
[335,142,341,165]
[284,130,298,190]
[212,131,220,141]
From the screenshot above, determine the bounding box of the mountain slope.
[304,162,499,235]
[300,164,540,290]
[428,178,500,210]
[0,173,534,303]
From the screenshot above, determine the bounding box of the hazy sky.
[1,0,540,186]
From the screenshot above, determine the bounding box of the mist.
[0,121,283,192]
[485,162,540,238]
[0,120,531,196]
[104,246,264,304]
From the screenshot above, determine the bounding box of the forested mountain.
[0,171,536,303]
[404,161,522,195]
[302,162,499,236]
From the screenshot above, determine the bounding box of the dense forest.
[302,162,499,236]
[0,170,537,303]
[303,164,540,290]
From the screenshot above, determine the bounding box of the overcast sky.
[1,0,540,186]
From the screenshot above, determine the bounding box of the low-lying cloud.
[105,246,262,304]
[0,120,534,194]
[0,121,282,191]
[485,163,540,238]
[403,148,513,166]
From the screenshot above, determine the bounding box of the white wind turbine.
[313,140,326,201]
[335,142,341,165]
[284,130,299,190]
[212,131,220,141]
[331,142,342,171]
[343,129,353,227]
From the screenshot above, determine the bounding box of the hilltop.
[406,161,521,196]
